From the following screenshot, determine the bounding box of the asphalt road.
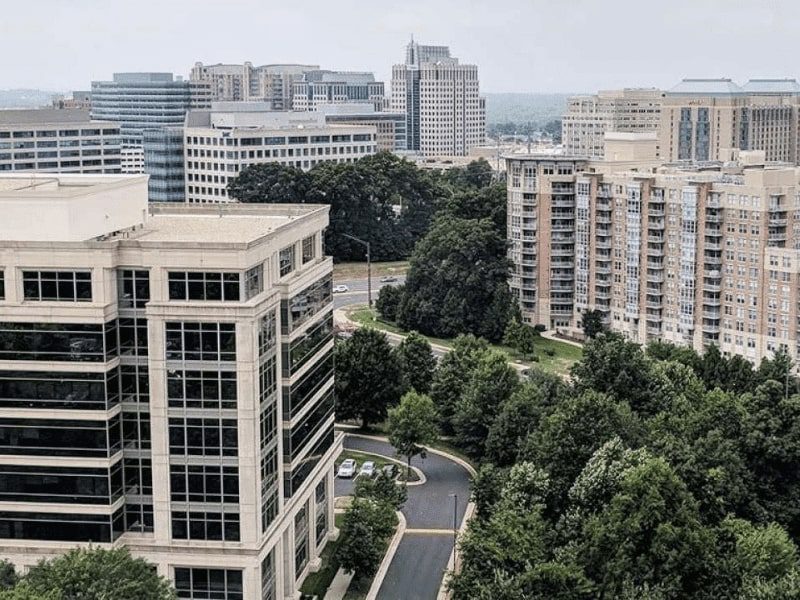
[332,276,405,309]
[334,434,471,600]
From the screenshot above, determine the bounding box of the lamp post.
[341,233,372,309]
[449,493,458,572]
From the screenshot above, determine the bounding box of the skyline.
[3,0,797,94]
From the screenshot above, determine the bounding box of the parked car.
[337,459,357,478]
[332,284,349,293]
[379,275,398,283]
[359,461,376,478]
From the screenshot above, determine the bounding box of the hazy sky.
[2,0,796,93]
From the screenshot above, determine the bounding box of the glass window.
[315,480,328,545]
[302,235,316,264]
[171,511,240,542]
[284,390,334,462]
[282,351,333,419]
[170,464,238,503]
[259,311,277,357]
[0,369,118,410]
[23,271,92,302]
[0,509,124,543]
[279,246,295,278]
[165,322,236,362]
[245,264,264,300]
[0,463,122,504]
[168,417,238,457]
[0,271,4,300]
[294,505,309,577]
[284,427,334,498]
[282,314,333,377]
[280,275,332,334]
[0,416,121,457]
[175,567,243,600]
[167,370,237,410]
[117,270,150,309]
[0,321,117,363]
[168,272,241,302]
[261,552,276,600]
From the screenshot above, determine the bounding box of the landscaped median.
[343,305,583,377]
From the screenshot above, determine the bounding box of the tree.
[580,310,607,339]
[22,548,174,600]
[227,162,310,204]
[452,349,520,459]
[387,391,439,478]
[502,317,537,359]
[375,284,404,322]
[334,328,403,428]
[396,216,513,342]
[429,334,489,434]
[396,331,436,394]
[336,498,398,577]
[0,584,57,600]
[354,471,407,511]
[0,562,16,591]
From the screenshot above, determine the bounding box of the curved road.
[334,434,472,600]
[333,277,405,309]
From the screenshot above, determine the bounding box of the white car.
[333,284,349,293]
[337,459,357,478]
[359,461,376,478]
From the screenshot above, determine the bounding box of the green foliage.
[502,317,537,359]
[396,331,436,394]
[334,328,403,428]
[354,471,408,511]
[21,548,174,600]
[375,284,404,322]
[580,309,607,339]
[0,583,59,600]
[336,498,398,577]
[0,562,17,591]
[387,391,439,473]
[225,161,309,203]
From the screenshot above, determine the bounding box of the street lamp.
[448,493,458,572]
[341,233,372,309]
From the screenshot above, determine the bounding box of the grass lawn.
[346,306,582,377]
[333,261,409,281]
[299,514,345,598]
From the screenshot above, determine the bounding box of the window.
[0,416,121,457]
[165,322,236,362]
[170,465,238,503]
[23,271,91,302]
[0,321,116,362]
[0,369,119,410]
[284,427,334,498]
[175,568,243,600]
[171,511,240,541]
[259,312,277,356]
[302,235,316,264]
[168,272,240,302]
[261,553,276,600]
[283,351,333,419]
[281,275,332,334]
[118,317,148,357]
[117,270,149,308]
[295,505,309,577]
[245,264,264,299]
[0,509,124,543]
[167,369,236,410]
[282,314,333,377]
[279,246,295,278]
[0,463,123,504]
[168,417,238,457]
[284,390,334,462]
[315,480,328,545]
[0,271,4,300]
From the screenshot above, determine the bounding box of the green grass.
[346,306,582,377]
[333,260,409,281]
[299,514,346,598]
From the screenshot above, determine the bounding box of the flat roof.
[0,109,115,126]
[0,174,143,197]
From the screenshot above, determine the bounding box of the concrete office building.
[391,39,486,156]
[292,71,385,112]
[184,104,377,203]
[507,135,800,365]
[143,127,185,202]
[562,88,663,158]
[0,109,121,174]
[0,173,340,600]
[660,78,800,164]
[319,104,406,152]
[91,73,212,174]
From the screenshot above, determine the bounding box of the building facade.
[52,91,92,110]
[562,88,663,158]
[0,109,121,174]
[391,39,486,156]
[0,174,340,600]
[292,71,385,112]
[507,143,800,365]
[91,73,212,173]
[184,105,377,203]
[143,127,186,202]
[320,104,406,152]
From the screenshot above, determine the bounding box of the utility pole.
[341,233,372,309]
[449,493,458,572]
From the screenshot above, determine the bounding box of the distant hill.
[0,89,62,109]
[484,93,571,126]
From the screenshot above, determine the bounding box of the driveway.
[334,434,472,600]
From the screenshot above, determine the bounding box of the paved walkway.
[334,435,472,600]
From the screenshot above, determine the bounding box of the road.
[334,434,471,600]
[332,276,405,309]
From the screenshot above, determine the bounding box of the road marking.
[404,528,457,535]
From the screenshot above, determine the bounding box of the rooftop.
[667,78,744,96]
[741,78,800,94]
[0,109,113,126]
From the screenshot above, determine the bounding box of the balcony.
[703,296,721,307]
[646,286,663,295]
[551,247,574,257]
[647,272,664,283]
[595,290,611,300]
[704,241,722,251]
[552,198,574,208]
[595,265,612,275]
[647,261,664,271]
[596,215,612,225]
[703,281,721,293]
[648,219,665,230]
[595,240,612,249]
[647,246,665,257]
[705,212,723,224]
[647,325,662,336]
[649,207,665,217]
[646,300,662,309]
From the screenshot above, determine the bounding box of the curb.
[436,500,476,600]
[341,439,426,486]
[365,510,407,600]
[334,306,452,355]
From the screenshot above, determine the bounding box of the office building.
[391,39,486,156]
[660,78,800,163]
[0,173,340,600]
[91,73,212,173]
[292,71,385,112]
[507,136,800,365]
[320,104,406,152]
[184,104,377,203]
[0,109,121,173]
[562,88,663,158]
[52,91,92,110]
[143,127,185,202]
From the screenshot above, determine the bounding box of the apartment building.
[507,136,800,365]
[184,104,377,203]
[91,73,212,174]
[391,38,486,156]
[660,78,800,163]
[0,173,340,600]
[292,71,385,112]
[0,109,121,174]
[562,88,663,158]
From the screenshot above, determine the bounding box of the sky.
[2,0,797,94]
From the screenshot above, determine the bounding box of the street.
[332,276,406,309]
